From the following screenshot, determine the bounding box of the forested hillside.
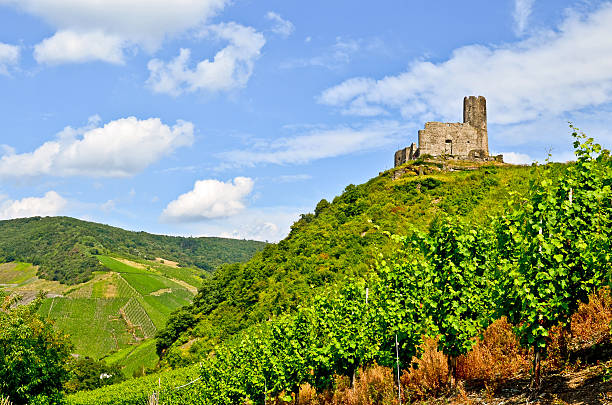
[0,217,266,284]
[157,160,544,364]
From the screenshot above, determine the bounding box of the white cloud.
[0,191,66,219]
[0,42,20,74]
[0,116,193,179]
[101,199,116,212]
[266,11,294,37]
[275,174,312,183]
[0,0,228,64]
[193,206,304,242]
[161,177,254,221]
[219,121,408,167]
[498,151,533,165]
[220,221,278,241]
[34,30,125,64]
[514,0,535,36]
[147,22,265,95]
[282,36,364,69]
[319,3,612,126]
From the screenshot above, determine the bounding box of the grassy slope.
[0,216,266,284]
[0,255,207,376]
[66,364,201,405]
[160,162,540,364]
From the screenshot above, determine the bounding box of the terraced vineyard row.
[121,297,157,339]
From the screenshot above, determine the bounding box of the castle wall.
[418,122,486,158]
[394,143,417,166]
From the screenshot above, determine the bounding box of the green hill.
[157,160,542,365]
[0,219,265,377]
[0,216,266,284]
[2,254,222,378]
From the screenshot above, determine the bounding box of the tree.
[64,357,124,393]
[0,292,72,404]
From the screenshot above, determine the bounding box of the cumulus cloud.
[319,3,612,126]
[34,30,125,64]
[0,116,194,179]
[0,42,20,74]
[147,22,265,95]
[162,177,254,221]
[266,11,294,37]
[219,121,408,167]
[282,36,370,69]
[0,0,228,63]
[514,0,535,36]
[0,191,66,219]
[191,206,304,242]
[498,152,533,165]
[275,174,312,183]
[220,221,279,241]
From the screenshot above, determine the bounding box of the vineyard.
[66,365,202,405]
[0,254,203,380]
[65,130,612,404]
[121,297,158,339]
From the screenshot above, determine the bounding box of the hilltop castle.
[394,96,501,167]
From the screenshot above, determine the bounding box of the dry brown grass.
[296,367,398,405]
[457,317,531,384]
[547,287,612,370]
[401,337,448,400]
[569,287,612,348]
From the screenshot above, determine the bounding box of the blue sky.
[0,0,611,241]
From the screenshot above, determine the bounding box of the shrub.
[0,292,72,404]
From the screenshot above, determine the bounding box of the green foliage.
[420,218,496,358]
[66,365,201,405]
[0,292,72,404]
[159,164,533,363]
[0,216,265,285]
[64,357,124,393]
[156,308,198,356]
[103,340,158,380]
[497,130,611,352]
[373,242,430,369]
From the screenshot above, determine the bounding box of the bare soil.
[440,361,612,405]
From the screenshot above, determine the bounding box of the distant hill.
[0,216,266,284]
[0,255,207,376]
[157,160,546,364]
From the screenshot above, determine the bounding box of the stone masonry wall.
[418,122,481,157]
[463,96,488,155]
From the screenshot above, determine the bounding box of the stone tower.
[463,96,488,156]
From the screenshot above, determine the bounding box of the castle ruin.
[394,96,500,166]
